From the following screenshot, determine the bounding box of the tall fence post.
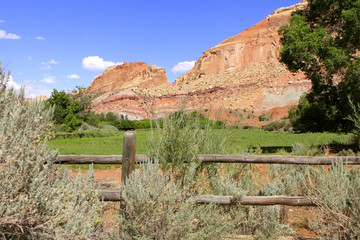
[121,131,136,186]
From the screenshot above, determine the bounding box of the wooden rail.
[56,154,360,165]
[58,131,355,206]
[99,190,316,206]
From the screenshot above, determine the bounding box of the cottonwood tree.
[279,0,360,132]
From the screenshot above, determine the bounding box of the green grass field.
[49,129,352,155]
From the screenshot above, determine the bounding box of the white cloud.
[41,59,58,70]
[0,20,5,23]
[36,36,46,40]
[7,76,22,91]
[67,74,80,79]
[0,29,20,39]
[41,59,58,65]
[171,61,196,74]
[6,76,52,98]
[82,56,123,71]
[25,86,52,98]
[40,75,56,84]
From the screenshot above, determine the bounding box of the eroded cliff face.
[86,62,169,94]
[175,1,307,84]
[89,1,311,121]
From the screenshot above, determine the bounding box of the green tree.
[46,89,82,125]
[279,0,360,132]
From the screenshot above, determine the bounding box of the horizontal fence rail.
[56,154,360,165]
[99,190,316,206]
[57,131,357,207]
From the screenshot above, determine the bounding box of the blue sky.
[0,0,299,98]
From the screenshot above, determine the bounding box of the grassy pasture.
[49,129,352,155]
[225,129,352,154]
[49,129,352,169]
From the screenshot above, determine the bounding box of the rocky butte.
[88,0,311,121]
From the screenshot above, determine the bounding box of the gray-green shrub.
[148,108,227,188]
[291,142,323,156]
[0,66,102,239]
[114,161,232,240]
[299,162,360,238]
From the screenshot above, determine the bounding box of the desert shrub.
[114,161,232,240]
[291,142,323,156]
[299,162,360,238]
[148,107,228,188]
[145,104,294,239]
[263,121,286,131]
[0,67,102,239]
[337,148,357,156]
[210,169,294,239]
[258,113,273,121]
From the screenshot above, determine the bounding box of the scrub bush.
[148,108,227,188]
[0,66,102,239]
[300,162,360,239]
[114,162,232,240]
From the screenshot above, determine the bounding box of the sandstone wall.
[86,62,169,94]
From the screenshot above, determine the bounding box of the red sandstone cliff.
[86,62,169,94]
[89,1,311,121]
[175,1,307,85]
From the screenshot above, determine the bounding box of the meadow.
[49,128,352,155]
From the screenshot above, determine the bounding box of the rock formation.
[86,62,169,94]
[89,1,311,121]
[175,1,307,85]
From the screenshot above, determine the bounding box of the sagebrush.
[0,65,102,239]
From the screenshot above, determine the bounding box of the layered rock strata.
[89,1,311,121]
[86,62,169,94]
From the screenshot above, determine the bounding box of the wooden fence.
[55,131,360,206]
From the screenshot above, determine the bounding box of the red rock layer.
[86,62,169,94]
[89,1,311,121]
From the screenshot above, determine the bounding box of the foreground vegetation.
[2,68,360,239]
[0,66,102,239]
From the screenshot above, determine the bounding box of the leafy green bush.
[54,123,120,139]
[106,112,118,122]
[288,94,345,132]
[263,121,286,131]
[112,119,135,131]
[0,67,102,238]
[346,99,360,147]
[258,113,273,121]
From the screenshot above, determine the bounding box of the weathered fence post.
[121,131,136,186]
